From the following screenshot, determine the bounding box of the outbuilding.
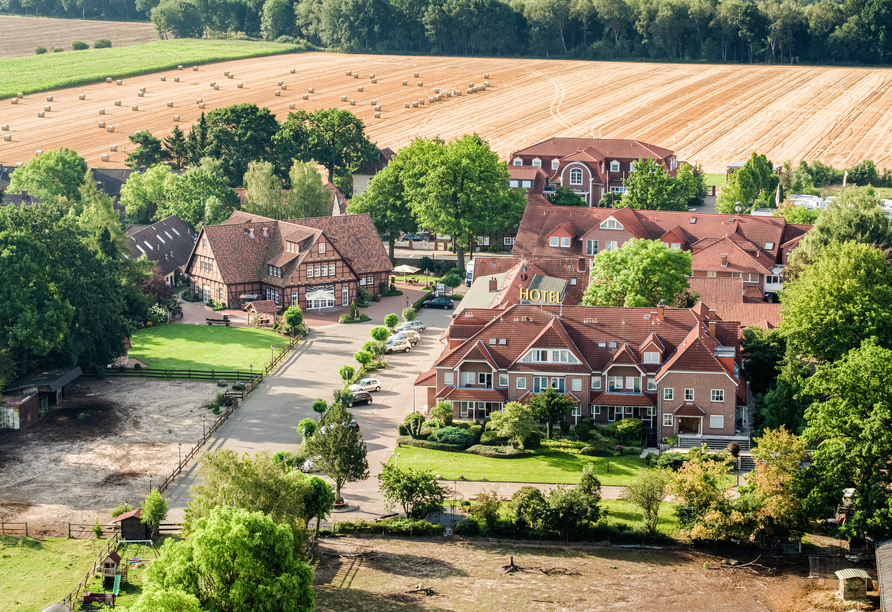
[835,568,871,601]
[877,539,892,611]
[112,507,149,540]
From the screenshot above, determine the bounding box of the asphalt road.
[165,300,455,522]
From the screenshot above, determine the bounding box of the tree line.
[5,0,892,65]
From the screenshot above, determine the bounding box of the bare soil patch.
[2,53,892,171]
[0,16,157,58]
[0,378,218,536]
[313,537,879,612]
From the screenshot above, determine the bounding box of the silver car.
[349,378,382,392]
[397,321,426,333]
[389,330,420,346]
[385,338,412,353]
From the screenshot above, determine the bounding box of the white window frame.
[625,406,633,415]
[647,378,657,391]
[600,218,623,230]
[706,270,717,278]
[608,376,623,392]
[459,402,469,418]
[571,378,582,392]
[663,388,674,401]
[625,376,641,393]
[560,237,571,248]
[684,388,694,401]
[593,405,601,415]
[643,351,660,364]
[711,389,724,402]
[318,242,326,254]
[342,286,349,306]
[329,263,336,276]
[586,240,598,256]
[569,168,583,185]
[604,241,618,251]
[533,376,550,393]
[478,372,492,387]
[571,405,581,417]
[551,159,559,170]
[609,160,620,172]
[516,377,527,390]
[307,265,314,278]
[513,158,522,166]
[314,265,321,277]
[504,236,514,246]
[591,377,601,390]
[532,158,541,167]
[630,160,638,172]
[765,242,775,250]
[498,374,509,387]
[663,414,673,427]
[549,236,559,247]
[444,372,455,386]
[709,414,724,429]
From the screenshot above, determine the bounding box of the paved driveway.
[165,289,451,522]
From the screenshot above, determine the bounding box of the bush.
[147,304,167,324]
[645,452,688,471]
[91,518,103,539]
[467,424,483,440]
[397,423,409,436]
[727,441,741,458]
[559,420,570,435]
[397,435,463,452]
[297,418,317,439]
[469,490,501,528]
[479,431,509,445]
[429,426,476,449]
[35,46,47,55]
[334,517,444,536]
[541,438,587,451]
[93,38,112,48]
[380,287,403,297]
[465,444,530,458]
[488,241,501,252]
[52,47,63,53]
[580,445,613,457]
[72,41,88,50]
[110,503,133,518]
[572,418,595,442]
[451,517,481,536]
[401,307,416,321]
[523,432,541,450]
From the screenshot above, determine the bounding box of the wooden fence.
[68,523,118,539]
[157,522,183,535]
[0,522,27,536]
[98,367,258,381]
[265,334,299,375]
[61,532,119,609]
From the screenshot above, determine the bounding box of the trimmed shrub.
[479,431,509,445]
[467,424,483,440]
[451,517,481,536]
[93,39,112,48]
[397,435,463,452]
[727,441,741,457]
[52,47,64,52]
[334,517,444,536]
[645,452,687,471]
[453,421,470,430]
[72,41,88,50]
[621,446,643,456]
[429,426,476,449]
[572,417,595,442]
[523,432,542,450]
[397,424,409,437]
[35,46,47,55]
[466,444,530,458]
[559,420,571,435]
[580,445,612,457]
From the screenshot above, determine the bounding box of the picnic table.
[206,317,230,326]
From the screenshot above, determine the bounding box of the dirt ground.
[0,16,158,58]
[313,537,880,612]
[0,378,218,536]
[3,52,892,172]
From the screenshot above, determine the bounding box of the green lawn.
[396,445,646,485]
[2,39,301,99]
[0,536,107,612]
[602,500,680,536]
[703,173,727,187]
[129,324,291,371]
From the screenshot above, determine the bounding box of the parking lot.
[165,297,455,521]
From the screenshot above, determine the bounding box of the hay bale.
[210,81,216,87]
[346,70,352,76]
[101,154,109,161]
[374,105,381,111]
[132,105,138,111]
[43,105,51,111]
[228,74,234,79]
[224,70,230,76]
[116,80,122,85]
[371,78,377,83]
[354,73,359,78]
[428,97,433,103]
[99,108,105,114]
[349,99,355,105]
[417,81,423,87]
[36,111,44,119]
[107,126,114,132]
[402,80,407,86]
[484,81,490,86]
[35,150,42,156]
[196,98,202,104]
[275,90,280,96]
[167,101,174,107]
[404,102,410,108]
[484,73,489,79]
[193,66,198,71]
[46,95,53,101]
[308,87,314,93]
[11,98,17,105]
[290,68,295,74]
[178,65,183,70]
[370,99,377,105]
[161,76,166,81]
[79,94,86,100]
[434,87,440,93]
[277,80,283,86]
[114,100,121,106]
[289,103,295,109]
[2,135,10,141]
[374,112,381,118]
[357,86,363,92]
[110,145,117,152]
[419,98,424,105]
[198,103,205,109]
[1,124,8,130]
[173,115,180,121]
[281,84,287,90]
[237,83,243,88]
[303,94,309,100]
[139,87,146,92]
[414,72,419,77]
[138,91,144,97]
[341,95,347,101]
[98,121,106,128]
[214,85,219,90]
[369,73,375,79]
[174,76,180,82]
[412,101,417,108]
[106,77,112,83]
[16,93,22,98]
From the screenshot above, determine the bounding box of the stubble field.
[2,51,892,173]
[0,16,157,58]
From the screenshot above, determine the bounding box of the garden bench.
[206,318,230,326]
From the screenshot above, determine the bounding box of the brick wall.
[657,371,737,437]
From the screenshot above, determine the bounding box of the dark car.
[350,391,373,407]
[423,297,455,309]
[402,233,423,241]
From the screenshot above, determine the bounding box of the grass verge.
[703,172,728,187]
[396,445,645,485]
[0,536,106,612]
[129,323,291,371]
[601,500,680,536]
[2,39,301,98]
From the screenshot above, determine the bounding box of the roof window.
[489,338,496,345]
[690,217,696,224]
[499,339,507,345]
[143,241,153,250]
[598,341,606,348]
[171,227,180,236]
[765,242,774,249]
[156,234,166,244]
[608,341,617,349]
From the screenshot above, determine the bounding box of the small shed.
[248,300,280,325]
[877,539,892,611]
[101,551,122,579]
[2,366,82,407]
[835,568,871,601]
[112,507,148,540]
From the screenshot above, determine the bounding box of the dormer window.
[600,217,623,230]
[268,265,282,278]
[610,160,620,172]
[286,241,299,253]
[318,242,326,254]
[570,168,583,185]
[513,158,523,166]
[630,161,638,172]
[522,349,579,364]
[549,236,559,247]
[560,237,570,248]
[643,351,661,364]
[551,159,559,170]
[532,158,541,167]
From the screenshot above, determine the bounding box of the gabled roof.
[0,190,41,207]
[325,182,348,215]
[112,507,142,522]
[656,326,734,382]
[691,236,776,275]
[459,340,499,370]
[91,168,137,198]
[249,300,279,314]
[511,138,674,161]
[414,368,436,387]
[640,332,664,352]
[354,147,395,176]
[283,214,393,275]
[126,215,196,275]
[603,343,643,372]
[591,392,655,407]
[673,403,706,416]
[509,166,548,180]
[554,220,578,238]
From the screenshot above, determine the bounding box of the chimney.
[489,277,498,292]
[578,257,586,272]
[720,254,728,267]
[657,304,664,321]
[709,320,716,339]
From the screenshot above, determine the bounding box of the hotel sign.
[519,287,563,304]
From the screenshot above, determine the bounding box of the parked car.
[385,337,412,353]
[299,459,315,473]
[349,378,382,392]
[423,297,455,309]
[402,233,423,241]
[397,321,426,333]
[389,330,420,346]
[350,391,373,406]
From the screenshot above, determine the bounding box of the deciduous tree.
[795,187,892,259]
[619,469,667,535]
[205,103,281,186]
[8,147,87,204]
[347,157,416,261]
[305,411,369,502]
[527,386,575,439]
[160,167,239,228]
[243,159,285,217]
[489,401,540,448]
[126,131,170,169]
[141,488,169,536]
[119,164,179,224]
[287,161,330,218]
[547,186,587,206]
[716,152,778,213]
[377,463,449,518]
[622,158,685,210]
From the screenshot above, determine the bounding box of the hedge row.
[334,517,444,536]
[465,444,530,458]
[397,435,463,453]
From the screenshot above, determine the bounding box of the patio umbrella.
[392,264,420,282]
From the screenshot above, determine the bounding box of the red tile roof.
[439,387,507,402]
[591,392,655,407]
[414,368,436,386]
[283,214,392,275]
[112,507,142,522]
[249,300,279,314]
[691,236,776,275]
[688,277,783,330]
[673,403,706,416]
[509,166,548,180]
[511,138,674,161]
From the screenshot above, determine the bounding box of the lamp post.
[202,414,206,436]
[271,344,274,364]
[391,452,400,467]
[148,474,152,493]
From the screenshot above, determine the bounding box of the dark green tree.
[205,103,281,186]
[377,463,449,518]
[795,187,892,260]
[716,152,778,213]
[347,155,416,261]
[126,131,170,169]
[305,410,369,502]
[623,157,685,211]
[740,326,786,396]
[163,125,188,170]
[7,147,87,205]
[527,386,575,439]
[185,111,209,167]
[547,186,587,206]
[159,167,239,228]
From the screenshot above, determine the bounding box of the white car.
[349,378,382,392]
[385,338,412,354]
[389,330,420,346]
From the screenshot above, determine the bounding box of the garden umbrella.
[392,264,420,282]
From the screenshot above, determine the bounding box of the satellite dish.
[41,604,72,612]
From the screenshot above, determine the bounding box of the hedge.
[465,444,530,458]
[411,290,434,311]
[397,435,464,453]
[334,517,444,536]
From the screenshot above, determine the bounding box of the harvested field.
[2,53,892,172]
[314,536,876,612]
[0,378,219,536]
[0,16,157,59]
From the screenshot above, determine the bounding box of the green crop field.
[1,39,302,99]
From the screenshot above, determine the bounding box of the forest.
[2,0,891,66]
